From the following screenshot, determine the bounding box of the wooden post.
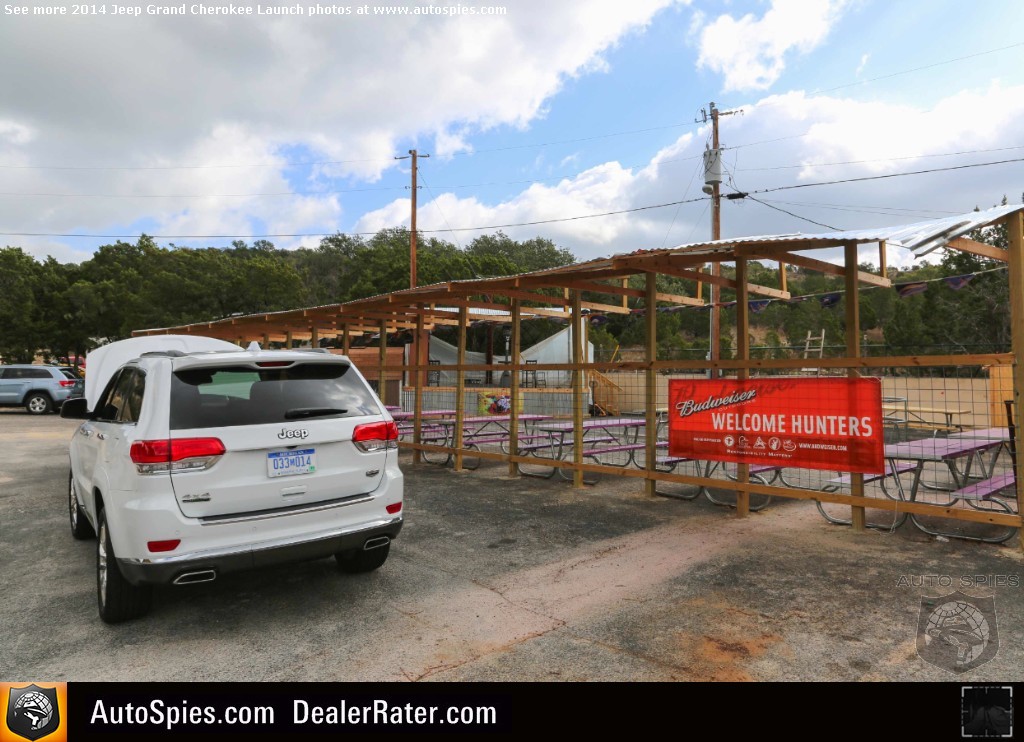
[696,266,703,306]
[734,258,750,517]
[413,309,425,465]
[285,330,293,349]
[845,242,867,531]
[378,320,387,406]
[621,277,629,310]
[1005,210,1024,552]
[342,325,351,355]
[262,332,269,348]
[454,306,468,471]
[644,272,658,497]
[878,240,888,276]
[779,261,788,294]
[310,325,319,349]
[571,290,585,488]
[508,300,521,477]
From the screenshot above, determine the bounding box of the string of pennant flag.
[618,265,1007,320]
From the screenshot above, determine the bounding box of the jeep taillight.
[130,438,225,474]
[59,379,76,388]
[352,421,399,452]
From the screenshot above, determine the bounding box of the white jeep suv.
[62,337,403,623]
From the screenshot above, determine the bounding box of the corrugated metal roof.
[653,203,1022,258]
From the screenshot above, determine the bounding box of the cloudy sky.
[1,0,1022,267]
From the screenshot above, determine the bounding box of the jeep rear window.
[170,364,379,430]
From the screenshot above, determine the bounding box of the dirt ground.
[1,409,1022,682]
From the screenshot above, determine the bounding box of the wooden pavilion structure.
[135,205,1024,547]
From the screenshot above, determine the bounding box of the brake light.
[130,438,225,474]
[256,361,292,367]
[59,380,76,388]
[352,421,399,452]
[386,502,402,514]
[147,539,181,553]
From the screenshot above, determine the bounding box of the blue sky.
[1,0,1021,267]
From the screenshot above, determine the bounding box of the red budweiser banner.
[668,377,885,474]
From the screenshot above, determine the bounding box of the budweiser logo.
[675,389,757,417]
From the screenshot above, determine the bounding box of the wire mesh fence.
[389,353,1019,542]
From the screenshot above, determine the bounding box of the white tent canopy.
[410,325,594,387]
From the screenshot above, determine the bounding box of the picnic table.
[884,437,1015,542]
[421,413,554,467]
[390,409,456,421]
[882,403,970,431]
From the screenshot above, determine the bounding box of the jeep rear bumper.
[116,515,402,586]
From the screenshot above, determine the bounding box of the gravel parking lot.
[2,409,1022,682]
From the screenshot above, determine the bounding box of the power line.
[742,194,842,231]
[4,154,1020,241]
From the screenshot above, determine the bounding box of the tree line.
[0,219,1010,364]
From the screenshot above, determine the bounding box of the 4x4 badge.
[6,684,60,741]
[278,429,309,440]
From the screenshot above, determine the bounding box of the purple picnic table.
[390,409,456,421]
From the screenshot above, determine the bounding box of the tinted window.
[119,370,145,424]
[96,369,136,422]
[170,363,378,430]
[0,368,51,379]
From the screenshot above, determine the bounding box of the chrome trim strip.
[196,493,374,525]
[121,515,403,567]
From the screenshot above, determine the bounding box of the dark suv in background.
[0,364,84,414]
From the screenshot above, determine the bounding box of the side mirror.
[60,397,91,420]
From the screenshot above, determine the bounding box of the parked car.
[0,364,83,414]
[62,336,403,623]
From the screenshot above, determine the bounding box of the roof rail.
[139,350,187,358]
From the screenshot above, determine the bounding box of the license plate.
[267,448,316,478]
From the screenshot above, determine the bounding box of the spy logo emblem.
[917,592,999,674]
[6,685,60,741]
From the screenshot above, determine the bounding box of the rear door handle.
[96,432,106,441]
[79,428,93,437]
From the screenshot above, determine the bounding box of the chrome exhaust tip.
[172,570,217,585]
[363,536,390,551]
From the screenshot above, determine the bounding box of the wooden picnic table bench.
[882,403,970,431]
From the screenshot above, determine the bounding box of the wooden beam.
[572,290,585,489]
[749,250,892,288]
[454,306,468,472]
[508,298,521,478]
[878,240,887,276]
[947,236,1008,262]
[1005,210,1024,553]
[734,258,750,517]
[615,257,791,300]
[413,308,424,465]
[521,276,698,306]
[644,272,657,498]
[845,242,866,532]
[779,261,788,294]
[378,319,387,405]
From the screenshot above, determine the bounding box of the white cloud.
[696,0,849,92]
[0,0,682,257]
[353,83,1024,268]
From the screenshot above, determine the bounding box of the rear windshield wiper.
[284,407,348,420]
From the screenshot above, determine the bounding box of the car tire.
[97,509,152,623]
[69,471,95,540]
[336,541,390,573]
[25,392,52,415]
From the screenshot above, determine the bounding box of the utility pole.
[395,149,430,289]
[697,102,740,373]
[395,149,430,456]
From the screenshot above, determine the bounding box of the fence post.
[414,308,424,465]
[735,258,750,517]
[508,299,521,478]
[454,305,468,472]
[845,242,867,531]
[645,272,658,497]
[1005,210,1024,552]
[572,290,585,488]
